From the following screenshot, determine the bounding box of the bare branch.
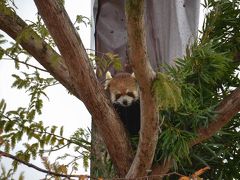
[0,150,96,179]
[125,0,159,178]
[33,0,133,176]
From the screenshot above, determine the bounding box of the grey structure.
[93,0,200,72]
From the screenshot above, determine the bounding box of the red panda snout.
[112,93,136,106]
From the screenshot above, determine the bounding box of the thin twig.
[41,143,71,153]
[35,130,91,151]
[1,58,48,72]
[0,150,97,179]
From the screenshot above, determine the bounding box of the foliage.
[158,43,239,178]
[153,0,240,179]
[0,70,90,178]
[0,95,90,178]
[0,164,24,180]
[157,126,194,165]
[74,15,92,30]
[201,0,240,54]
[152,72,182,111]
[0,34,6,59]
[11,71,58,115]
[151,2,239,174]
[0,0,16,17]
[89,51,122,78]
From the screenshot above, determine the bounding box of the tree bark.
[151,159,173,180]
[125,0,159,178]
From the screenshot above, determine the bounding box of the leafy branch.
[1,57,48,72]
[0,150,95,179]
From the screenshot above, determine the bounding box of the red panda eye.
[127,92,135,98]
[115,94,121,100]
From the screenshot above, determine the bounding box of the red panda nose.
[122,100,128,106]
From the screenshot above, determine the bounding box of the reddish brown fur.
[107,73,137,94]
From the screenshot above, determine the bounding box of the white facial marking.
[110,92,117,103]
[110,90,139,107]
[117,95,134,107]
[132,90,139,100]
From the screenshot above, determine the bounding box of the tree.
[0,0,239,179]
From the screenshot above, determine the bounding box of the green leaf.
[0,120,6,129]
[4,121,15,132]
[18,172,25,180]
[50,136,56,145]
[50,126,57,134]
[45,134,51,144]
[27,110,35,121]
[153,72,182,111]
[0,49,4,59]
[10,135,16,149]
[60,126,64,136]
[0,34,7,45]
[4,142,10,153]
[0,99,7,112]
[15,131,23,142]
[35,99,43,114]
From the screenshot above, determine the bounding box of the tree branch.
[125,0,159,178]
[190,87,240,146]
[0,150,96,179]
[33,0,133,176]
[151,159,173,179]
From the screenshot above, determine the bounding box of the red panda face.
[105,72,139,107]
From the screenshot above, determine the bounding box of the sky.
[0,0,205,179]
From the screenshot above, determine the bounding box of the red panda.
[105,71,140,136]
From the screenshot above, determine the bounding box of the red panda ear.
[131,72,135,78]
[105,71,112,89]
